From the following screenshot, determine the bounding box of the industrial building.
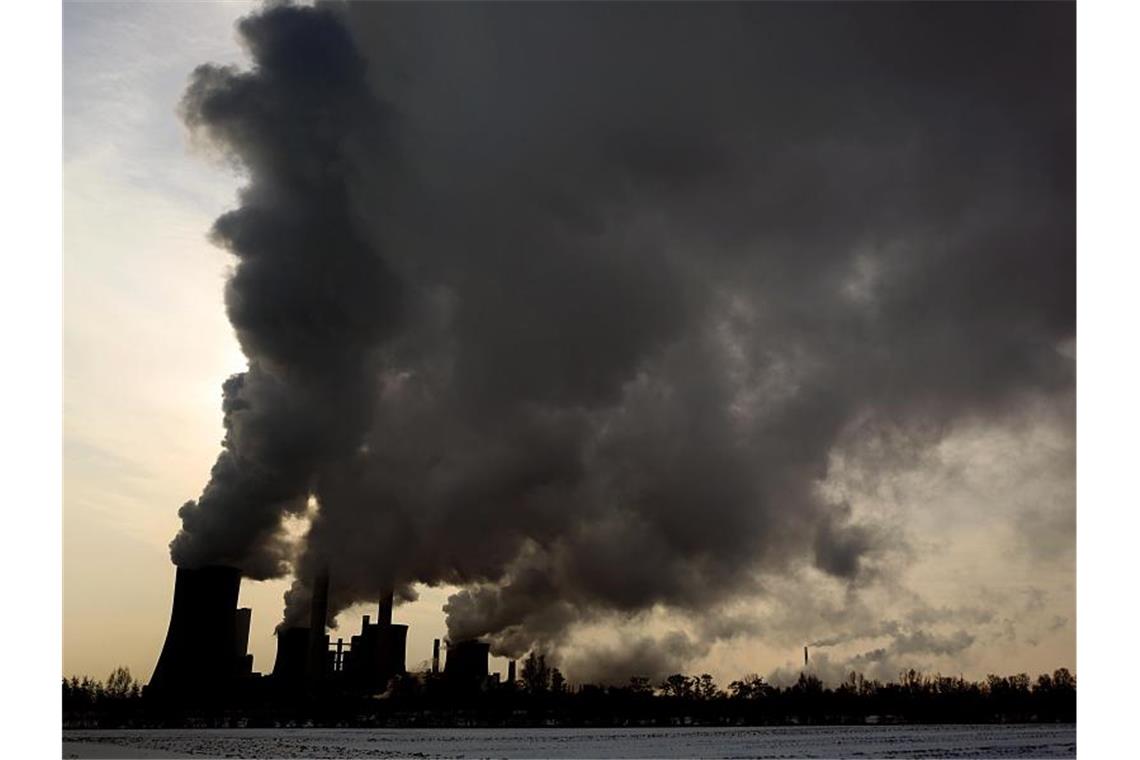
[149,564,493,699]
[270,575,410,691]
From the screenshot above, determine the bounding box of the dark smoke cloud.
[173,1,1073,672]
[169,3,401,579]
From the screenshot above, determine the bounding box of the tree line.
[63,657,1075,728]
[62,667,143,726]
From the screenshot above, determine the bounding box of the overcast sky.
[63,1,1074,687]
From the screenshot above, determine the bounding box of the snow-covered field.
[63,724,1076,758]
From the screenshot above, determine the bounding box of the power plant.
[148,565,492,699]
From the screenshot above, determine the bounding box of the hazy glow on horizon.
[63,1,1074,687]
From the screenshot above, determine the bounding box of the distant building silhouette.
[343,591,409,690]
[150,565,433,698]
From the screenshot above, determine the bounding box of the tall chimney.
[379,589,394,627]
[306,568,330,679]
[432,638,441,674]
[804,646,809,667]
[508,659,517,685]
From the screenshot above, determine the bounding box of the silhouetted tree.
[660,673,693,699]
[792,672,823,695]
[61,665,1077,728]
[628,676,652,694]
[105,666,136,699]
[696,673,720,700]
[728,673,769,700]
[520,651,551,694]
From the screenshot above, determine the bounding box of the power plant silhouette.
[147,565,491,699]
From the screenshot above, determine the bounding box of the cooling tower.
[445,639,491,686]
[148,565,242,696]
[272,625,310,684]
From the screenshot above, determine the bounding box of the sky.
[63,0,1074,689]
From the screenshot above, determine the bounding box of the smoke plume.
[169,3,402,579]
[171,1,1074,673]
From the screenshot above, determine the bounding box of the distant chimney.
[804,646,809,667]
[508,659,517,685]
[379,589,394,627]
[432,638,441,674]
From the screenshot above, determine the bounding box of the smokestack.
[432,638,440,674]
[306,569,330,679]
[508,659,516,685]
[804,646,809,667]
[378,589,394,627]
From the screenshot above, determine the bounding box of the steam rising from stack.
[168,2,1073,674]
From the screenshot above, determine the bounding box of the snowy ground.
[63,724,1076,759]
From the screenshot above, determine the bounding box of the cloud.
[562,631,710,687]
[168,1,1074,677]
